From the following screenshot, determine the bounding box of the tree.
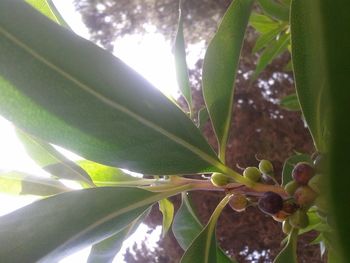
[0,0,349,263]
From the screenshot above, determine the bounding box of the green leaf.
[0,1,220,175]
[253,25,285,53]
[281,153,311,185]
[202,0,254,161]
[173,193,234,262]
[87,208,150,263]
[253,33,289,80]
[249,13,280,34]
[16,129,93,185]
[180,194,232,263]
[25,0,59,23]
[159,198,175,237]
[274,228,298,263]
[257,0,290,22]
[174,0,192,115]
[0,187,177,262]
[197,107,209,131]
[279,93,301,111]
[0,171,68,196]
[290,0,328,152]
[77,160,144,186]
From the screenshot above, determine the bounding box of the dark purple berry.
[258,191,283,214]
[292,162,315,185]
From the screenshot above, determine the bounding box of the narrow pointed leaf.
[273,228,298,263]
[174,0,192,114]
[257,0,289,22]
[25,0,59,23]
[173,193,234,262]
[16,129,93,184]
[0,187,172,262]
[279,93,301,112]
[253,25,284,53]
[281,153,311,185]
[202,0,254,161]
[0,171,69,196]
[249,13,280,34]
[87,208,150,263]
[180,194,232,263]
[159,198,174,237]
[0,0,220,175]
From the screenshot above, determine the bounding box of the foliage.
[0,0,348,262]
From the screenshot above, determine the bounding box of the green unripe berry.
[210,173,232,187]
[284,181,298,196]
[308,174,322,194]
[282,219,292,234]
[259,159,274,175]
[294,185,317,208]
[229,193,248,212]
[289,210,309,229]
[243,167,261,182]
[314,196,329,213]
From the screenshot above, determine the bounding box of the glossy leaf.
[279,93,301,111]
[273,228,298,263]
[257,0,289,22]
[173,193,234,262]
[16,129,93,185]
[180,194,232,263]
[253,33,289,80]
[0,171,68,196]
[174,0,192,114]
[281,153,311,185]
[291,0,328,152]
[249,13,279,34]
[0,0,220,175]
[159,198,174,237]
[202,0,254,161]
[253,25,284,53]
[0,187,175,262]
[87,208,150,263]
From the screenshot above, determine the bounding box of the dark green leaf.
[173,193,234,262]
[202,0,254,161]
[274,228,298,263]
[197,107,209,131]
[159,198,174,237]
[253,25,285,53]
[0,171,68,196]
[180,194,232,263]
[253,33,289,80]
[87,208,150,263]
[174,0,192,114]
[0,187,173,262]
[279,93,301,111]
[257,0,289,22]
[16,129,93,185]
[249,13,280,33]
[0,0,220,175]
[281,153,311,185]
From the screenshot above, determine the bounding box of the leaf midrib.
[0,25,221,170]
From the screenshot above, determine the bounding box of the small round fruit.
[284,181,298,196]
[292,162,315,185]
[289,210,309,229]
[282,219,292,234]
[314,196,329,213]
[282,201,298,215]
[243,167,261,182]
[259,159,274,175]
[294,185,317,207]
[229,193,248,212]
[258,191,283,214]
[272,210,289,222]
[210,173,232,187]
[308,174,322,194]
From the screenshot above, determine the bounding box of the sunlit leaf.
[257,0,289,22]
[174,0,192,114]
[281,153,311,185]
[202,0,254,161]
[249,13,280,34]
[159,198,174,237]
[180,194,232,263]
[87,208,150,263]
[0,171,68,196]
[16,129,93,185]
[279,93,301,112]
[253,25,285,53]
[0,187,177,262]
[273,228,298,263]
[0,1,220,175]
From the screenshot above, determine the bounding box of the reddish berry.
[294,186,317,207]
[292,162,315,185]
